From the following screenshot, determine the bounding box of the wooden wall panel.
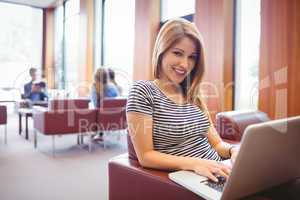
[194,0,234,118]
[133,0,160,81]
[43,8,55,89]
[78,0,94,96]
[259,0,300,119]
[288,0,300,117]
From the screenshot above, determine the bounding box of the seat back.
[34,109,98,135]
[97,98,127,131]
[216,110,270,141]
[101,97,127,108]
[49,99,89,110]
[0,105,7,125]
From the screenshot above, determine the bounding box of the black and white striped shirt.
[126,80,222,161]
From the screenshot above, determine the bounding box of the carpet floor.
[0,114,128,200]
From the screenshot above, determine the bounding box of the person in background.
[91,67,120,108]
[90,67,120,140]
[23,68,47,102]
[108,68,122,95]
[126,18,239,183]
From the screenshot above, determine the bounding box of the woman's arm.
[127,112,231,182]
[207,125,239,162]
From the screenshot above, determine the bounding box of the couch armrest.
[108,154,202,200]
[0,105,7,124]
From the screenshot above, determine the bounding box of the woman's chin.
[174,77,186,85]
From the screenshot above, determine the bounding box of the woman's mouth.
[173,67,186,76]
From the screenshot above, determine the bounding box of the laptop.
[169,116,300,200]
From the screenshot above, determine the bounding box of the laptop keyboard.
[204,176,226,192]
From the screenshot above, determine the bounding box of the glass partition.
[234,0,261,110]
[103,0,135,96]
[0,2,43,102]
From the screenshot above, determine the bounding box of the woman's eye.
[173,51,182,56]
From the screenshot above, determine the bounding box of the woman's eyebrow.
[172,47,197,56]
[172,47,184,52]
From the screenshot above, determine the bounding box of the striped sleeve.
[126,81,154,116]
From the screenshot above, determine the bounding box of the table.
[17,101,48,140]
[18,108,33,140]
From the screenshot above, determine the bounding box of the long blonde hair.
[152,18,206,110]
[94,68,108,99]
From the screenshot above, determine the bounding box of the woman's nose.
[179,56,190,69]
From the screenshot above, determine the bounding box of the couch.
[33,98,127,155]
[108,110,270,200]
[0,105,7,144]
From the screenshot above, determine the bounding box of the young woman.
[91,68,119,108]
[126,18,238,182]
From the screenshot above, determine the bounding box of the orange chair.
[0,105,7,144]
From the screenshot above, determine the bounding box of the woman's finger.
[219,165,231,176]
[211,167,229,179]
[204,171,219,182]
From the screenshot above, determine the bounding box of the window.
[0,2,43,101]
[93,0,103,70]
[54,5,64,89]
[103,0,135,96]
[234,0,261,110]
[64,0,80,92]
[161,0,195,21]
[53,0,80,93]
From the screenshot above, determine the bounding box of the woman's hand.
[230,147,239,164]
[192,159,231,182]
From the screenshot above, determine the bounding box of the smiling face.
[160,37,197,84]
[159,36,197,85]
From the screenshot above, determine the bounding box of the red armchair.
[33,107,98,156]
[93,98,127,149]
[216,110,269,142]
[108,110,270,200]
[0,105,7,144]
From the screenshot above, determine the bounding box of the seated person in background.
[90,67,120,140]
[24,68,48,102]
[126,18,239,183]
[91,67,119,108]
[108,68,122,95]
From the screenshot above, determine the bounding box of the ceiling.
[0,0,59,8]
